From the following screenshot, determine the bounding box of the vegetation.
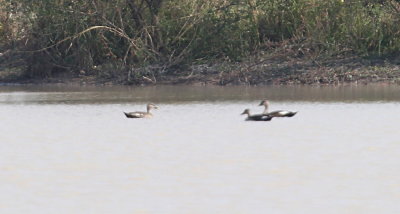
[1,0,400,84]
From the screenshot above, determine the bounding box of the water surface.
[0,85,399,213]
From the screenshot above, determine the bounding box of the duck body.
[124,103,158,119]
[241,109,273,121]
[264,110,297,118]
[259,100,297,118]
[246,114,273,121]
[124,111,153,118]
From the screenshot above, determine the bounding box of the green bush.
[2,0,400,77]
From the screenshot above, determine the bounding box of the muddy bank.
[162,55,400,85]
[1,48,400,86]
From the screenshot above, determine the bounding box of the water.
[0,85,399,213]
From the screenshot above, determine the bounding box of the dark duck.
[241,109,273,121]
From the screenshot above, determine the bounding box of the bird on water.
[124,103,158,118]
[259,100,297,117]
[241,109,273,121]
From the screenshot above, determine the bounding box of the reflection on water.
[0,84,400,104]
[0,85,400,213]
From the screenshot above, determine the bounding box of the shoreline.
[1,50,400,86]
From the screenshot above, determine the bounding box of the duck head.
[259,100,269,106]
[147,103,159,111]
[241,109,250,116]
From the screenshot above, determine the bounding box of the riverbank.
[2,1,400,86]
[1,48,400,86]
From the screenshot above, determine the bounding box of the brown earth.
[1,47,400,86]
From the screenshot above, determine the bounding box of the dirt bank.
[1,48,400,86]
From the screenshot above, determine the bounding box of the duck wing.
[264,110,297,117]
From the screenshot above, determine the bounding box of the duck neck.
[263,105,269,114]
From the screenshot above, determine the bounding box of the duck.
[124,103,158,118]
[241,109,273,121]
[259,100,297,117]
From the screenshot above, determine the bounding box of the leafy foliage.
[1,0,400,78]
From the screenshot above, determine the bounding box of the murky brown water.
[0,85,400,213]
